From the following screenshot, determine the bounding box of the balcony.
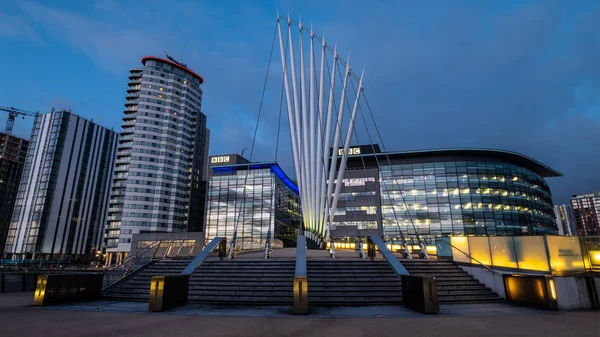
[127,85,141,93]
[128,78,142,85]
[121,127,135,135]
[109,197,124,204]
[126,93,140,100]
[108,207,123,213]
[124,99,139,106]
[116,150,131,157]
[106,215,122,221]
[113,173,128,181]
[110,189,125,197]
[121,121,136,128]
[114,165,129,173]
[119,135,134,142]
[115,158,130,165]
[104,233,120,239]
[112,182,128,188]
[123,113,137,121]
[118,142,132,151]
[129,71,142,79]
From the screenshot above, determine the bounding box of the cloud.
[17,1,162,74]
[5,0,598,205]
[0,10,40,41]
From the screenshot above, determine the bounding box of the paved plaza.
[0,292,598,337]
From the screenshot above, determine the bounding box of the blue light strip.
[212,162,299,195]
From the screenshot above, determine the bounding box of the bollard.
[218,238,227,260]
[148,275,190,312]
[293,276,308,314]
[402,275,439,314]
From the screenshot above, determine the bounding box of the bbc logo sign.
[338,147,361,156]
[211,156,230,163]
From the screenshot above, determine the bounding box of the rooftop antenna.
[241,146,249,158]
[163,50,188,68]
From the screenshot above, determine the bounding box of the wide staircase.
[104,258,295,305]
[103,259,192,301]
[188,259,294,305]
[307,260,403,306]
[401,259,503,304]
[104,256,501,306]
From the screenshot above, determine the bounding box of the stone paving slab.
[1,292,599,337]
[38,298,548,319]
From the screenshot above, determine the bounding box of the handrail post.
[219,238,227,261]
[403,241,412,259]
[329,238,336,259]
[293,234,308,314]
[367,237,376,261]
[357,237,366,260]
[151,240,162,259]
[264,241,270,260]
[419,241,430,260]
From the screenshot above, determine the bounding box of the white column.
[326,54,351,226]
[322,49,338,239]
[277,18,304,230]
[331,69,365,219]
[315,34,326,238]
[309,30,317,237]
[287,18,308,232]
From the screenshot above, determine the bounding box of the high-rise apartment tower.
[4,110,117,260]
[104,55,208,264]
[0,133,29,256]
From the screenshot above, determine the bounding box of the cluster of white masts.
[276,15,365,248]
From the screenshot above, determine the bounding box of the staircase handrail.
[181,237,224,276]
[295,234,307,278]
[369,236,410,276]
[447,241,501,275]
[102,240,163,290]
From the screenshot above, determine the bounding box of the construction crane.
[0,106,39,135]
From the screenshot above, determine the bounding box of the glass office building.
[330,146,561,245]
[205,160,301,250]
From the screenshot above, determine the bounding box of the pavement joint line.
[29,301,558,319]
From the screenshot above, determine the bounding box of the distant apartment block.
[553,204,576,236]
[4,110,117,260]
[570,192,600,236]
[0,133,29,256]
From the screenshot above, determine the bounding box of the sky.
[0,0,598,204]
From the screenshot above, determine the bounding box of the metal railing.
[446,241,501,276]
[369,236,410,276]
[581,236,600,272]
[102,241,162,290]
[181,237,225,275]
[102,239,199,290]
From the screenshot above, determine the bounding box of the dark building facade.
[205,156,300,250]
[329,145,561,246]
[4,110,117,260]
[0,133,29,255]
[570,192,600,236]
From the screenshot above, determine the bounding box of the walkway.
[0,292,598,337]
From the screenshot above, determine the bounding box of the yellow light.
[549,279,557,300]
[512,176,519,181]
[591,251,600,263]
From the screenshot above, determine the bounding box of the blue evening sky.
[0,0,598,204]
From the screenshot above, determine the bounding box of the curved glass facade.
[379,161,557,243]
[205,163,301,250]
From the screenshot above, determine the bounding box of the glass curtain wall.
[380,161,556,244]
[206,165,300,250]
